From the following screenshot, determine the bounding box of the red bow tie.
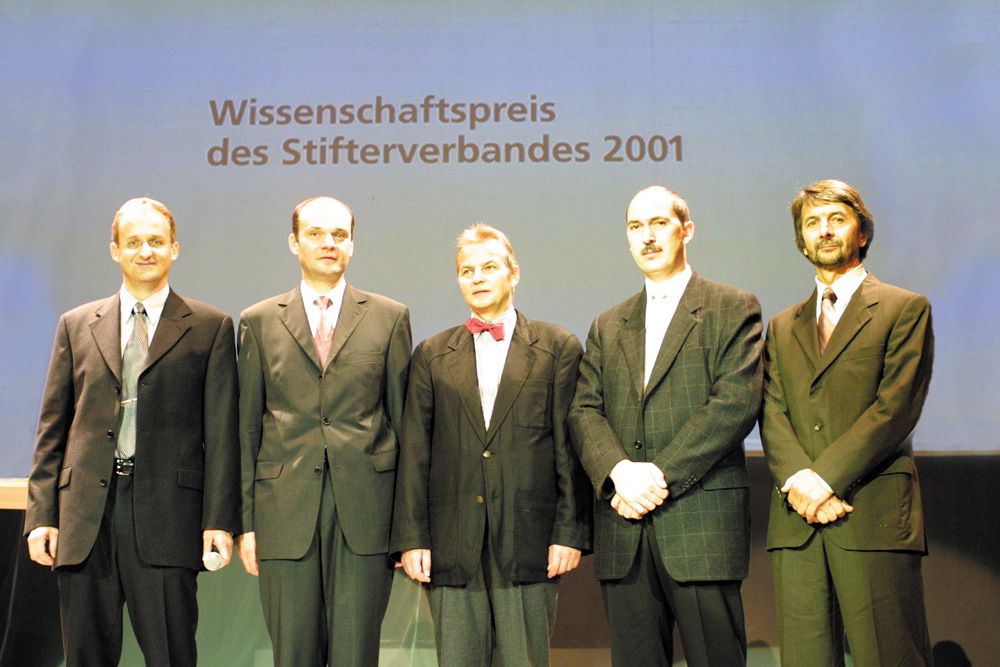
[465,317,505,341]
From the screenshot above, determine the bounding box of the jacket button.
[106,430,114,439]
[115,386,121,395]
[813,422,823,431]
[323,418,331,426]
[99,478,108,487]
[482,451,491,458]
[476,495,484,504]
[314,467,322,475]
[634,441,643,449]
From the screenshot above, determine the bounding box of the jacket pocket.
[370,449,398,473]
[514,491,557,575]
[177,467,204,490]
[700,465,749,490]
[254,461,283,480]
[58,466,72,489]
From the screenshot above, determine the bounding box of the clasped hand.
[781,468,854,524]
[609,460,668,519]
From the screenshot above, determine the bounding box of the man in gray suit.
[236,196,411,666]
[569,186,763,667]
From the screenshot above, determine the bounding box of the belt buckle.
[115,458,134,476]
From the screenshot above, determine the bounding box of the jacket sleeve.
[24,315,75,534]
[651,290,763,497]
[548,332,592,552]
[237,313,265,535]
[200,313,241,534]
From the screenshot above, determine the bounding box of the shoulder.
[60,294,116,322]
[349,285,408,315]
[173,293,231,323]
[593,291,642,325]
[690,273,759,308]
[517,314,581,352]
[416,326,465,355]
[239,289,296,321]
[870,276,927,307]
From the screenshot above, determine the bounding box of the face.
[457,240,519,322]
[626,189,694,282]
[110,205,179,299]
[800,201,867,271]
[289,198,354,290]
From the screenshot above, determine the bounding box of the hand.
[782,469,835,522]
[609,460,668,516]
[610,492,644,520]
[27,526,59,566]
[236,532,259,576]
[809,496,855,525]
[202,530,233,570]
[401,548,432,583]
[547,544,582,578]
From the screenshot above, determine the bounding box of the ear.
[110,242,121,264]
[681,220,695,245]
[510,265,520,288]
[288,232,299,256]
[170,241,180,261]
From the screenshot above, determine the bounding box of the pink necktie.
[314,296,334,367]
[818,287,837,354]
[465,317,505,341]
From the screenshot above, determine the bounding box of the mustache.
[641,243,662,255]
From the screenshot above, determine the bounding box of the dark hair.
[791,180,874,260]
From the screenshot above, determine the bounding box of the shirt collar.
[814,264,867,303]
[119,283,169,323]
[645,264,692,301]
[300,279,347,310]
[470,305,517,330]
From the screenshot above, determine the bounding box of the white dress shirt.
[119,284,170,354]
[300,279,347,336]
[644,265,692,388]
[471,306,517,430]
[813,264,867,329]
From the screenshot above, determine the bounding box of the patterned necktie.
[118,302,149,459]
[465,317,505,341]
[818,287,838,354]
[314,296,335,367]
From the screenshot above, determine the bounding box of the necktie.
[118,302,149,459]
[314,296,335,367]
[818,287,837,354]
[465,317,505,341]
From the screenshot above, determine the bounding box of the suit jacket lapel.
[484,314,537,447]
[278,287,323,370]
[445,327,487,442]
[644,276,700,399]
[327,284,367,368]
[91,294,123,383]
[790,291,821,373]
[143,290,191,373]
[618,292,646,401]
[812,274,878,379]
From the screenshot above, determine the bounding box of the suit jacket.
[569,273,763,582]
[389,313,592,586]
[761,273,933,552]
[239,283,410,559]
[25,290,240,570]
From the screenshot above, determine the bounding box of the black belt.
[115,458,135,475]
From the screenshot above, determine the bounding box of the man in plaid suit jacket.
[569,186,763,667]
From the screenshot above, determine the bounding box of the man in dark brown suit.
[761,180,934,666]
[25,197,240,666]
[569,186,763,667]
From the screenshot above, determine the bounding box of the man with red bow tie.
[391,223,592,667]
